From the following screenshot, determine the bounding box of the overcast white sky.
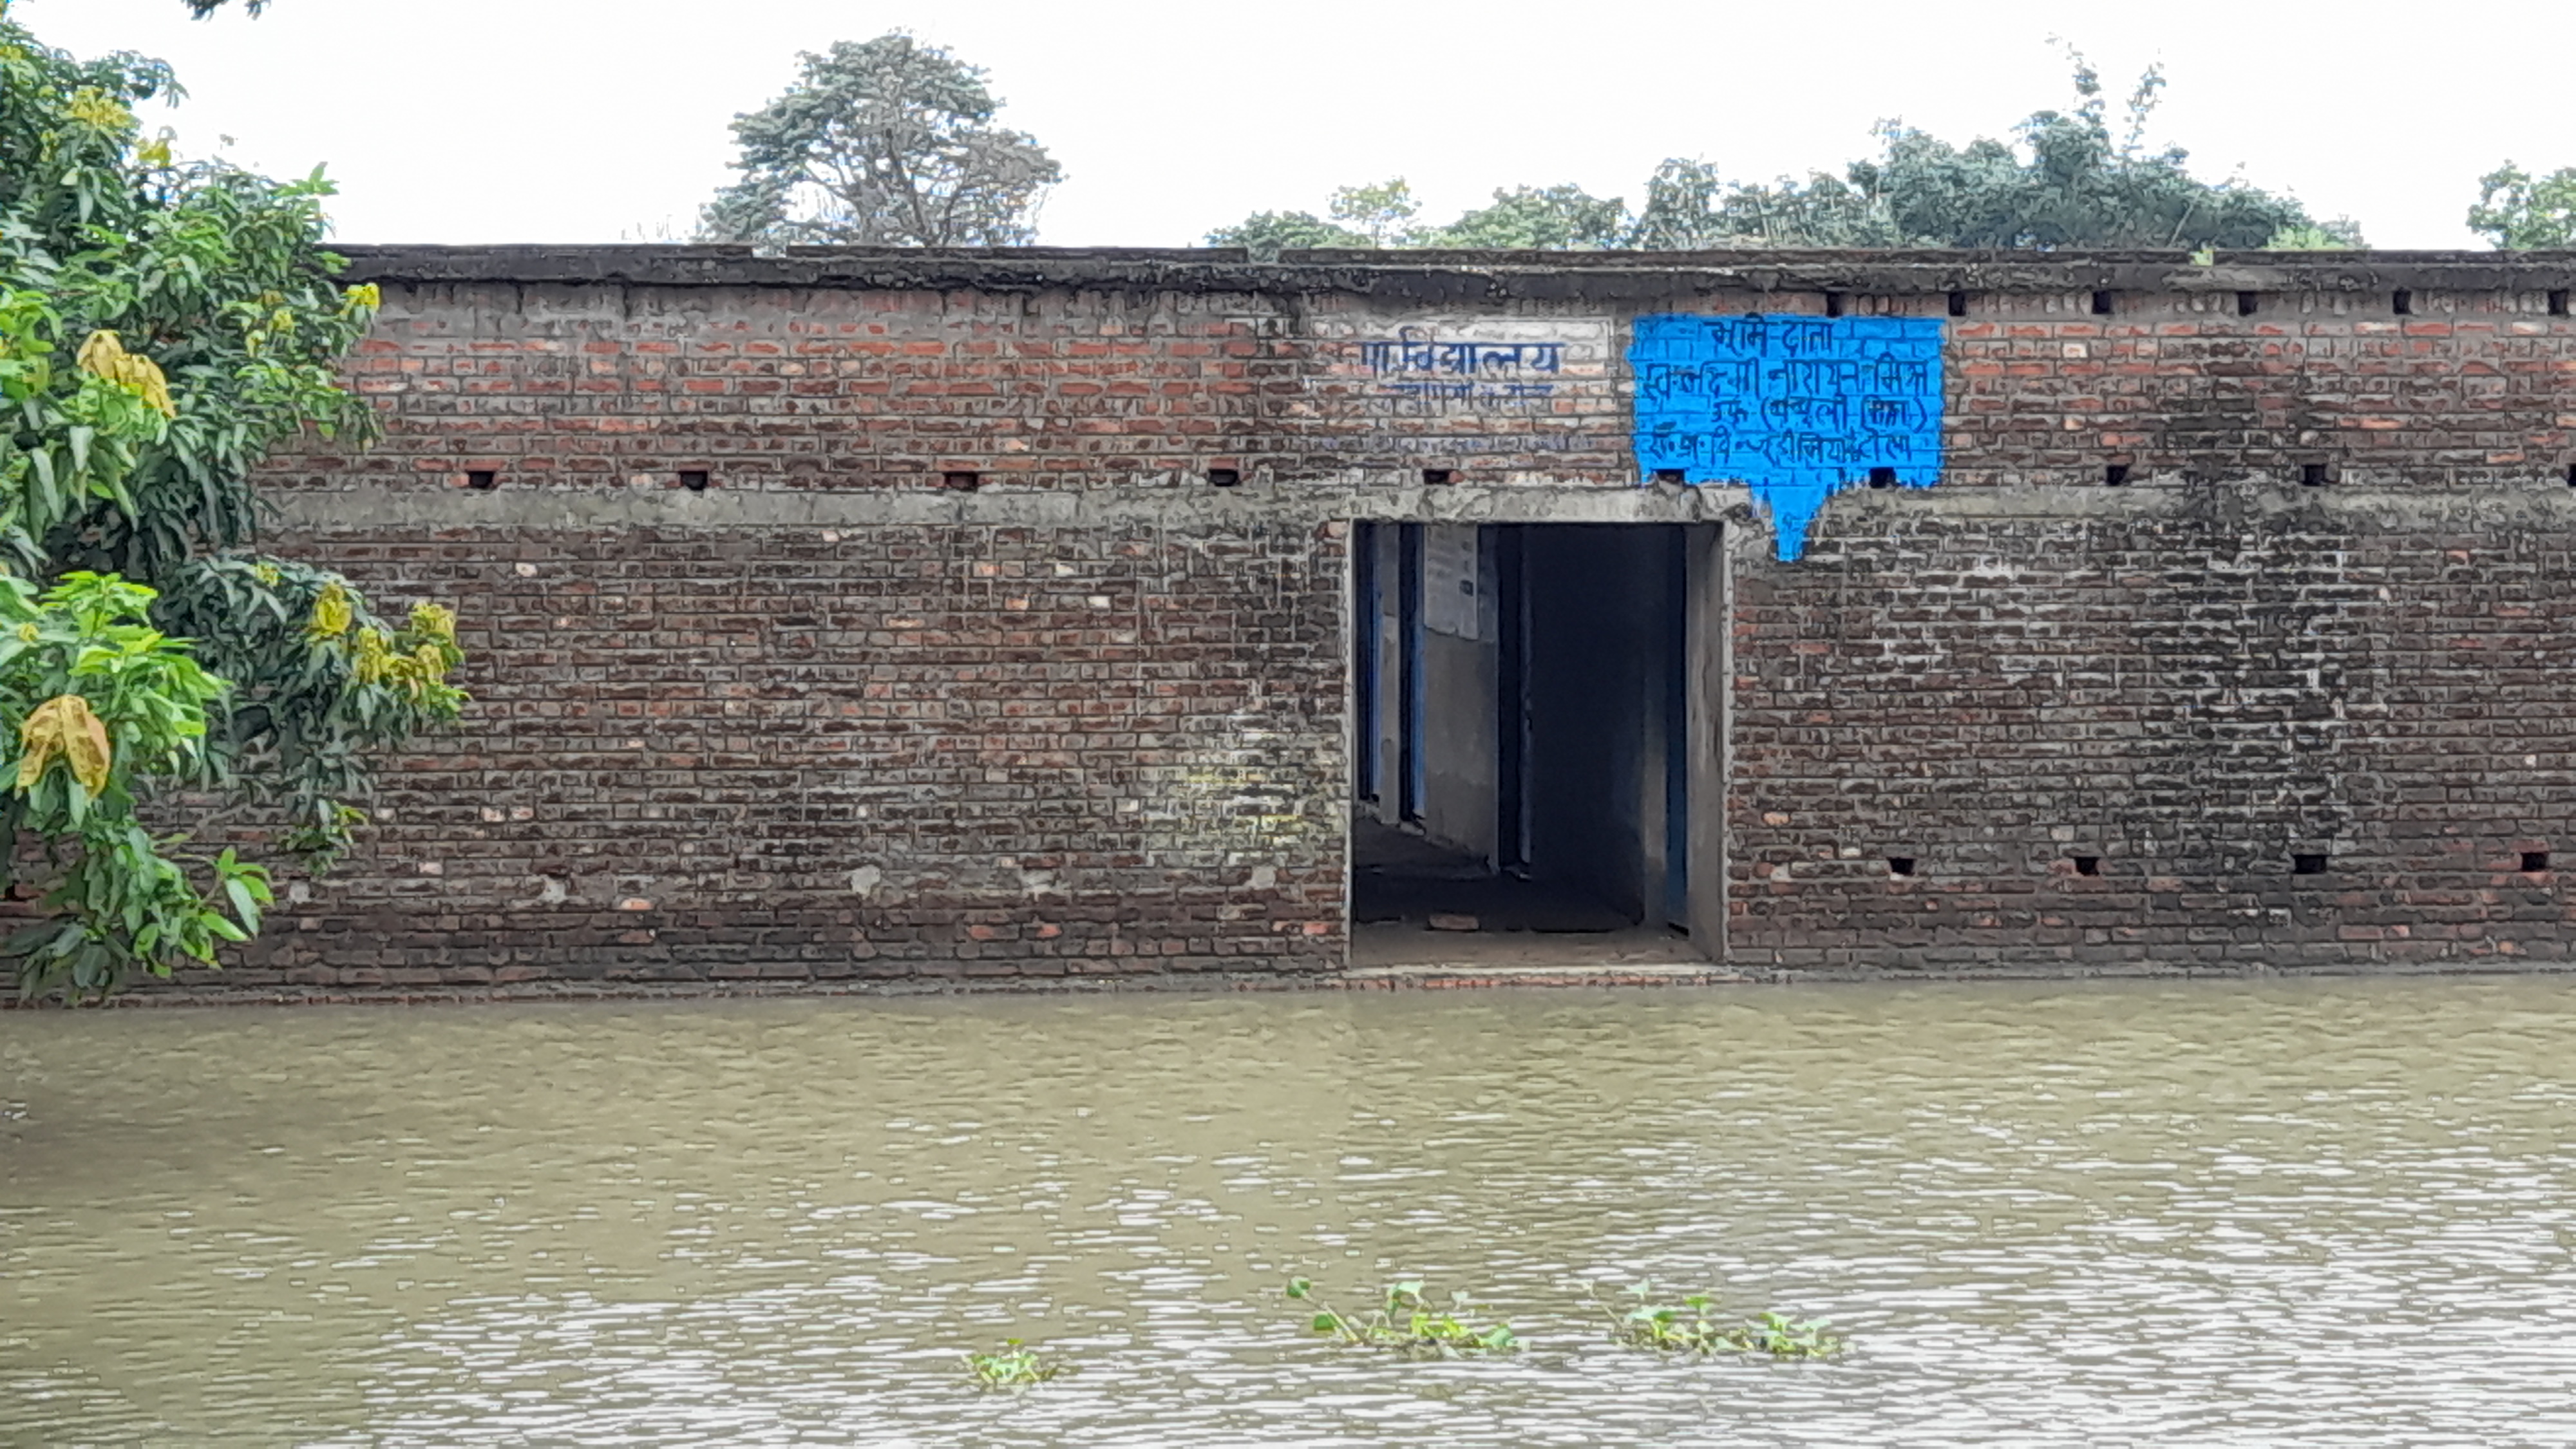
[20,0,2572,250]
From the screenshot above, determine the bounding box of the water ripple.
[3,977,2573,1446]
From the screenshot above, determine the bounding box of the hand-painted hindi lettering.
[1361,327,1564,415]
[1305,312,1614,465]
[1629,314,1945,560]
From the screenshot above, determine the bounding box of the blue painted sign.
[1629,314,1945,560]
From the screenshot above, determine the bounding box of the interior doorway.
[1349,522,1720,967]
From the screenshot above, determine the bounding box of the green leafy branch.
[1,4,467,994]
[0,569,268,999]
[1285,1276,1520,1358]
[1594,1283,1848,1360]
[962,1340,1064,1390]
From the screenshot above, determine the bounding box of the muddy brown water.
[4,979,2575,1447]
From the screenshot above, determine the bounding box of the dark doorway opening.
[1349,522,1707,967]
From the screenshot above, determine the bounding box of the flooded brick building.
[224,245,2576,989]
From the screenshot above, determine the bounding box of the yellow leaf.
[351,626,394,684]
[75,329,124,377]
[307,581,354,639]
[17,695,111,795]
[64,86,134,133]
[75,330,176,419]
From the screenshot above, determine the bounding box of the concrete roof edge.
[328,243,2576,297]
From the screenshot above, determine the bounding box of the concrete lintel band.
[269,481,2576,538]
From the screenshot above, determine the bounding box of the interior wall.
[1417,525,1500,862]
[1523,526,1678,923]
[1368,523,1403,829]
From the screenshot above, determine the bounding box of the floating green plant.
[1287,1277,1520,1357]
[1598,1284,1847,1360]
[964,1339,1065,1389]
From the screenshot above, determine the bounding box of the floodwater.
[5,980,2575,1448]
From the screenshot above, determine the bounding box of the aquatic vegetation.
[1598,1285,1847,1360]
[1287,1277,1520,1357]
[964,1340,1065,1389]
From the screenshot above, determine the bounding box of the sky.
[17,0,2573,251]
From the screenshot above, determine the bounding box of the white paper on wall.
[1423,525,1480,640]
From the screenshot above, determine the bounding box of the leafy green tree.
[2,6,464,1000]
[1321,179,1423,246]
[2467,162,2576,249]
[1222,61,2349,253]
[701,33,1062,247]
[1204,209,1371,255]
[1640,62,2341,249]
[1209,178,1630,255]
[2264,221,2367,251]
[1206,180,1426,255]
[1631,155,1898,249]
[1428,185,1631,250]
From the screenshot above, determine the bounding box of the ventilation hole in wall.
[1824,292,1846,318]
[942,469,982,491]
[678,469,710,492]
[2072,855,2101,876]
[1947,290,1969,317]
[2104,463,2132,487]
[1867,466,1898,489]
[2392,289,2413,316]
[2552,290,2570,317]
[2565,463,2576,488]
[2090,290,2115,316]
[1887,856,1917,877]
[2291,852,2329,876]
[2524,850,2552,873]
[465,469,498,491]
[2301,463,2330,487]
[1207,468,1242,488]
[1421,468,1455,486]
[1650,468,1686,484]
[2237,292,2260,317]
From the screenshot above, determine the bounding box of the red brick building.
[215,245,2576,990]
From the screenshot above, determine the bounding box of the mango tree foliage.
[1,6,464,999]
[700,33,1061,247]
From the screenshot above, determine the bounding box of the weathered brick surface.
[1727,492,2576,969]
[199,518,1346,990]
[158,247,2576,987]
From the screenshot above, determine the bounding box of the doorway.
[1348,522,1721,967]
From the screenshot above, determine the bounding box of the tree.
[1214,59,2354,253]
[1321,180,1423,247]
[1208,178,1631,256]
[1430,185,1631,250]
[1204,210,1371,254]
[700,34,1061,247]
[2,7,463,999]
[2467,162,2576,249]
[1641,61,2344,250]
[1631,156,1898,249]
[1206,179,1423,254]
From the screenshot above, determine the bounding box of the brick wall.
[1727,490,2576,969]
[172,247,2576,988]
